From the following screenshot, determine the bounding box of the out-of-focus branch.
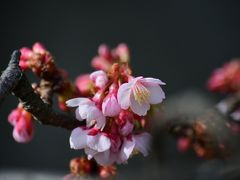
[0,50,81,130]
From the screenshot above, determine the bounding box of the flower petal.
[130,93,150,116]
[86,107,106,129]
[66,98,93,107]
[134,132,151,156]
[78,104,92,120]
[117,138,135,164]
[102,94,121,117]
[141,77,166,86]
[85,147,98,160]
[69,127,88,150]
[75,107,83,121]
[117,83,132,109]
[93,150,113,166]
[147,85,165,104]
[87,134,111,152]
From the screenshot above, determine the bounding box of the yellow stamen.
[133,83,150,104]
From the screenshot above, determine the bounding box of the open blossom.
[66,98,106,129]
[70,127,151,165]
[117,76,165,116]
[90,70,108,89]
[70,127,111,165]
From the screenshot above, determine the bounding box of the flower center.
[133,83,150,104]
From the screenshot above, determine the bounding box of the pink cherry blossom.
[117,132,151,164]
[66,98,106,129]
[117,76,165,116]
[102,93,121,117]
[70,127,111,165]
[90,70,108,89]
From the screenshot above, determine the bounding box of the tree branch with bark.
[1,50,81,130]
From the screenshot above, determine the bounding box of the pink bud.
[98,44,112,61]
[32,42,46,54]
[75,74,92,96]
[114,43,130,63]
[102,93,121,117]
[90,70,108,89]
[20,47,33,61]
[177,137,191,152]
[91,56,112,71]
[8,109,21,126]
[19,60,29,70]
[13,117,34,143]
[99,165,117,179]
[99,165,117,180]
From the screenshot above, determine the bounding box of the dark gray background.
[0,0,240,179]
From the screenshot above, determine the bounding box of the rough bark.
[0,50,81,130]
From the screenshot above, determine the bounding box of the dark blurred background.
[1,0,240,179]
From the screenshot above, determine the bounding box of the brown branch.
[1,50,82,130]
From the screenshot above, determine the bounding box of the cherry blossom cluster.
[67,44,166,165]
[8,104,34,143]
[19,42,55,74]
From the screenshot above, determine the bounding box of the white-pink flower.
[90,70,108,89]
[70,127,151,166]
[117,76,165,116]
[117,132,151,164]
[66,98,106,130]
[102,93,121,117]
[70,127,112,165]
